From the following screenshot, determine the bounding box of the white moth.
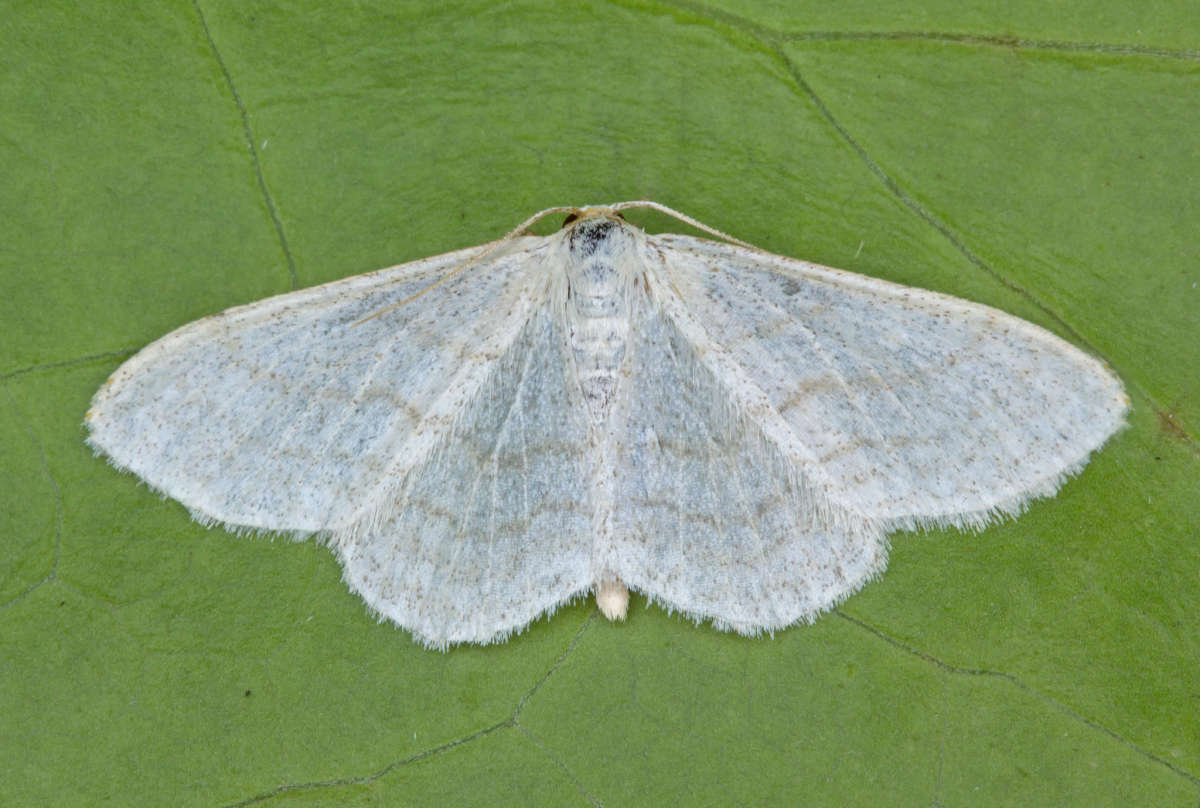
[86,201,1128,649]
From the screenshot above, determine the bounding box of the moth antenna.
[609,200,759,251]
[352,205,580,327]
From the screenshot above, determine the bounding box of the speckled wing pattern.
[87,202,1128,649]
[333,305,594,648]
[602,297,886,635]
[88,236,551,535]
[647,234,1129,531]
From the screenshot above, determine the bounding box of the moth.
[87,201,1127,648]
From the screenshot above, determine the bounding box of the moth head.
[561,205,627,226]
[562,207,632,256]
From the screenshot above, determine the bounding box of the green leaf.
[2,1,1196,805]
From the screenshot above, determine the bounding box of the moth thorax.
[564,218,636,425]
